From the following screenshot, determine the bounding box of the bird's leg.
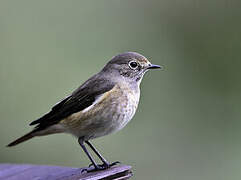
[85,140,120,168]
[85,140,109,166]
[78,138,103,172]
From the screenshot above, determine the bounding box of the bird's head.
[102,52,162,83]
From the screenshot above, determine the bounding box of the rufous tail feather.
[7,131,35,147]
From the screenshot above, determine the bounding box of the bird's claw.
[107,161,121,167]
[84,161,121,173]
[81,165,106,173]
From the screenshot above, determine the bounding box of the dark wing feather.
[30,76,115,131]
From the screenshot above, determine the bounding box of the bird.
[7,52,162,172]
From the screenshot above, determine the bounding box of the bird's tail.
[7,131,35,147]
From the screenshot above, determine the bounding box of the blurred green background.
[1,0,241,179]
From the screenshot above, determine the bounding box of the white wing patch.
[81,93,105,113]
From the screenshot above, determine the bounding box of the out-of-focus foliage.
[0,1,241,179]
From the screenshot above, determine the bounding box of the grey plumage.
[29,77,115,130]
[7,52,161,172]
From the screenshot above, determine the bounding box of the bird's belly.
[65,85,140,140]
[85,94,138,139]
[94,103,136,137]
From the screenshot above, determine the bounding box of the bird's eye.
[129,61,138,70]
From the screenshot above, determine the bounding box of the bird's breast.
[61,83,140,139]
[105,83,140,131]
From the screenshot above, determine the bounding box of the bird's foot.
[81,165,105,173]
[108,161,121,167]
[83,161,121,173]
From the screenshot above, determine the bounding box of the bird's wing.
[30,77,115,131]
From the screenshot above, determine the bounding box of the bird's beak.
[147,64,163,70]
